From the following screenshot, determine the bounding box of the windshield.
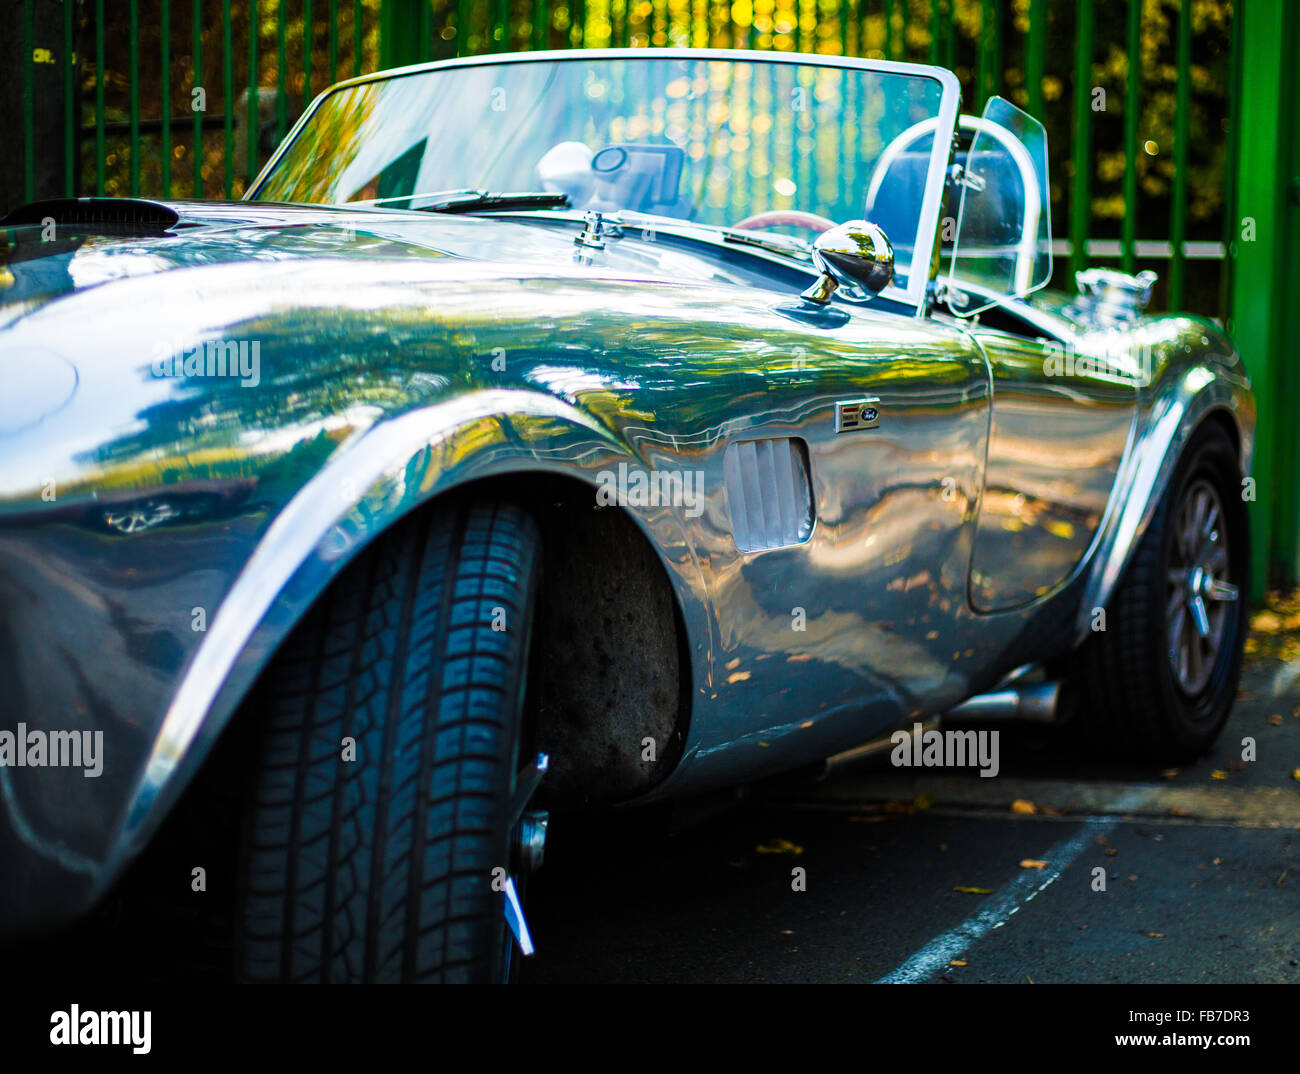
[251,51,957,301]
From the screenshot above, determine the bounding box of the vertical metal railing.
[129,0,139,195]
[1070,0,1094,285]
[248,0,259,183]
[22,0,35,203]
[161,0,171,195]
[1168,0,1192,309]
[191,0,202,197]
[1120,0,1139,274]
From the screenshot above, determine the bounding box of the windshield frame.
[245,48,962,311]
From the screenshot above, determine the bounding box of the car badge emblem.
[835,398,880,433]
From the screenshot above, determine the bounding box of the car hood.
[0,199,774,325]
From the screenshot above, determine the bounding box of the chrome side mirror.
[801,220,894,304]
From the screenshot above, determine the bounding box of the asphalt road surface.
[522,638,1300,984]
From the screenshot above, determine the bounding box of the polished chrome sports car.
[0,49,1253,982]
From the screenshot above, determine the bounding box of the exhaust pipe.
[941,680,1061,724]
[820,679,1062,777]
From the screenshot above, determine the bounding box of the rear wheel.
[1064,423,1248,763]
[237,498,542,982]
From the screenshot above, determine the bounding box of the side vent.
[723,437,814,553]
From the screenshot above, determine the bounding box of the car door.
[717,301,992,748]
[964,326,1137,612]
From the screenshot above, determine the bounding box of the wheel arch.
[100,393,710,901]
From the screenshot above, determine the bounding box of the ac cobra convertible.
[0,49,1253,982]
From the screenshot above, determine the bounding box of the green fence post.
[248,0,259,185]
[162,0,171,196]
[380,0,424,69]
[1168,0,1191,309]
[223,0,233,197]
[130,0,140,195]
[65,0,75,197]
[494,0,508,51]
[303,0,314,111]
[1121,0,1139,273]
[95,0,104,196]
[276,0,287,140]
[1025,0,1046,121]
[22,0,34,203]
[1070,0,1094,285]
[532,0,546,51]
[329,0,338,81]
[193,0,202,198]
[1231,0,1300,596]
[1219,6,1243,323]
[354,0,363,76]
[978,0,1002,106]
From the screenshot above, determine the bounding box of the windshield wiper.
[611,210,813,261]
[410,190,570,213]
[721,229,813,261]
[348,189,570,213]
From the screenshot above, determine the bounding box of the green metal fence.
[11,1,1240,311]
[7,0,1299,593]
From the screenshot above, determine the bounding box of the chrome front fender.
[0,390,715,934]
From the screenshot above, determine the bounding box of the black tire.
[237,498,541,983]
[1064,422,1249,763]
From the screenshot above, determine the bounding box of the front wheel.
[237,498,542,983]
[1064,423,1249,763]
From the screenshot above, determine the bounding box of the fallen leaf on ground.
[1019,859,1047,870]
[1253,611,1282,632]
[914,792,935,810]
[755,838,803,856]
[1161,768,1181,780]
[1291,768,1300,783]
[1268,714,1284,726]
[1010,799,1037,815]
[953,885,995,894]
[1168,806,1193,817]
[1210,770,1228,780]
[1105,848,1119,857]
[949,960,967,967]
[1141,931,1166,938]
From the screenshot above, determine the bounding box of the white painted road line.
[874,791,1147,984]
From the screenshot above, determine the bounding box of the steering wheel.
[731,210,839,234]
